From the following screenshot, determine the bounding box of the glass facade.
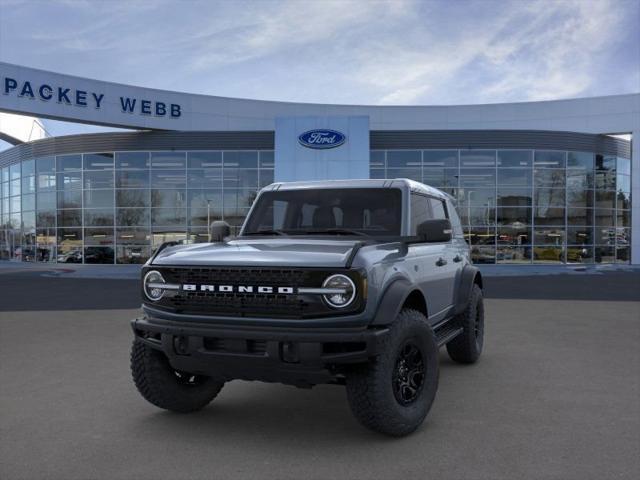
[0,150,274,264]
[0,147,631,265]
[371,149,631,264]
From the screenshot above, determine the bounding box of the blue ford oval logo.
[298,129,346,149]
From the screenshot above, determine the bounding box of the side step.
[434,322,463,347]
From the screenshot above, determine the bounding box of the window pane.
[595,209,615,227]
[10,178,20,196]
[83,153,114,170]
[497,188,532,206]
[116,227,150,245]
[566,188,593,208]
[22,193,35,211]
[566,246,593,264]
[84,246,114,264]
[187,151,222,169]
[534,169,565,187]
[616,210,631,227]
[36,157,55,173]
[84,190,114,209]
[534,206,565,225]
[57,209,82,227]
[594,226,615,244]
[387,168,421,181]
[21,159,35,176]
[84,170,114,189]
[188,190,223,210]
[498,225,531,245]
[595,246,615,263]
[151,170,186,188]
[37,173,56,191]
[470,245,496,264]
[567,151,593,169]
[57,154,82,171]
[616,174,630,194]
[259,170,274,187]
[533,246,564,263]
[616,157,630,176]
[534,227,565,245]
[151,208,187,226]
[410,194,431,234]
[223,151,258,168]
[57,190,82,209]
[534,188,565,208]
[422,168,458,187]
[459,168,495,187]
[116,152,149,169]
[116,170,149,188]
[117,208,150,226]
[458,188,496,207]
[534,151,565,168]
[497,246,532,263]
[497,207,531,225]
[84,209,114,226]
[386,150,421,168]
[150,152,186,169]
[567,227,593,245]
[116,245,151,264]
[21,176,36,194]
[151,189,186,208]
[566,169,593,189]
[497,169,531,186]
[259,151,275,168]
[615,246,629,264]
[423,150,457,168]
[596,155,616,172]
[117,189,150,208]
[57,171,82,190]
[498,151,532,168]
[460,207,495,226]
[188,169,222,188]
[222,169,258,188]
[223,189,258,212]
[370,151,385,168]
[38,191,57,210]
[36,210,55,228]
[460,151,495,167]
[567,208,593,226]
[594,191,616,209]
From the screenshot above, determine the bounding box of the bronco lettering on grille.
[181,284,296,294]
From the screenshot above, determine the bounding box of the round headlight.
[322,274,356,309]
[143,270,166,302]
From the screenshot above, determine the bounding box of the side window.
[410,193,432,235]
[429,198,448,220]
[446,199,464,237]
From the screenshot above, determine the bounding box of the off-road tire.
[446,283,484,364]
[345,309,439,436]
[131,340,224,413]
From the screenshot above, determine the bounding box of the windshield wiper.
[243,229,287,236]
[302,228,370,237]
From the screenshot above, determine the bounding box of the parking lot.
[1,269,639,480]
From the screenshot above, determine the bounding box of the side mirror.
[416,219,452,243]
[209,220,231,242]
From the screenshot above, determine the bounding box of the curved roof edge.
[0,129,630,167]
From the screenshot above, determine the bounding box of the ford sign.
[298,129,346,149]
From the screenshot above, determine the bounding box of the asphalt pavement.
[0,271,639,479]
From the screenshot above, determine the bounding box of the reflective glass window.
[84,209,114,226]
[616,157,630,176]
[9,163,20,180]
[22,159,35,176]
[117,189,150,208]
[2,166,9,183]
[370,169,385,180]
[615,246,629,263]
[259,151,275,168]
[223,169,258,188]
[497,246,532,264]
[534,206,565,226]
[84,190,113,209]
[150,152,186,169]
[223,151,258,168]
[567,208,593,226]
[616,174,630,194]
[57,171,82,190]
[566,189,593,208]
[370,151,385,168]
[458,169,495,188]
[151,189,185,208]
[116,152,149,169]
[22,193,35,211]
[596,155,616,172]
[497,188,532,206]
[21,175,36,194]
[498,150,532,168]
[57,209,82,227]
[387,168,421,181]
[567,151,594,169]
[116,245,151,264]
[497,169,531,186]
[84,246,115,264]
[497,225,531,245]
[10,196,20,212]
[457,188,496,207]
[116,227,150,245]
[566,246,593,264]
[36,210,55,228]
[38,191,57,210]
[387,151,421,168]
[410,194,431,234]
[469,245,496,264]
[57,190,82,209]
[534,151,565,168]
[117,208,150,226]
[259,170,274,187]
[534,227,565,245]
[460,151,495,167]
[566,169,593,189]
[57,154,82,171]
[423,150,457,168]
[616,210,631,228]
[594,226,616,245]
[151,208,187,226]
[594,191,616,209]
[84,170,114,189]
[532,246,564,263]
[460,206,495,226]
[116,170,149,188]
[567,227,593,245]
[534,188,565,208]
[188,168,222,188]
[187,151,222,169]
[497,207,531,225]
[151,170,186,189]
[36,157,55,173]
[595,246,615,263]
[223,189,258,213]
[37,173,56,191]
[534,169,565,187]
[594,209,615,227]
[10,179,20,196]
[422,168,458,187]
[83,153,114,170]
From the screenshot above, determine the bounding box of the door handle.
[436,257,447,267]
[453,255,463,263]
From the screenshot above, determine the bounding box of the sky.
[0,0,639,142]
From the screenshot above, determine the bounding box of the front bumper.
[131,315,389,386]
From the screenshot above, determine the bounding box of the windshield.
[242,188,402,237]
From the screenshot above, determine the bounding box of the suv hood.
[151,238,362,268]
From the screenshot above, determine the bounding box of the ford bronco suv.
[130,179,484,436]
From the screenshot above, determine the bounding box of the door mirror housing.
[210,220,231,242]
[416,219,452,243]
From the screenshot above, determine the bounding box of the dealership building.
[0,62,638,266]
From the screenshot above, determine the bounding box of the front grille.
[150,267,359,319]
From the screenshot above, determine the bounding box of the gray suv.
[131,179,484,436]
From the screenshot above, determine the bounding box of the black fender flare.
[371,277,417,326]
[454,265,483,315]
